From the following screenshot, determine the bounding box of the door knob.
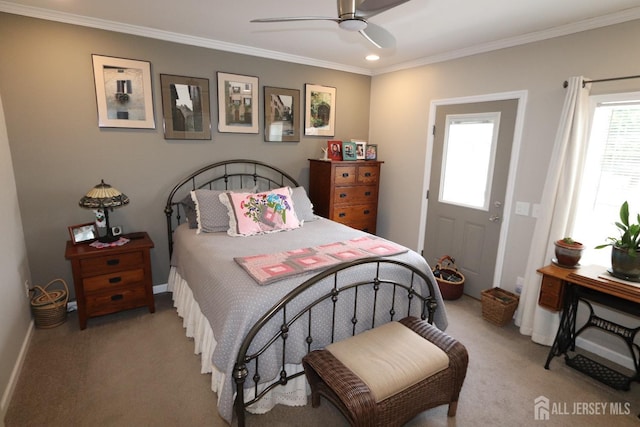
[489,215,500,222]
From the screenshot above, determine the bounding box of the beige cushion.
[326,321,450,402]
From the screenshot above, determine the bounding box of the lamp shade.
[79,180,129,209]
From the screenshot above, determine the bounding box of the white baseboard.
[1,319,34,420]
[575,336,635,371]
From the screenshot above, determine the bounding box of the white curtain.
[515,76,591,345]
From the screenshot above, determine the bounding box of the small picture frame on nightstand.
[69,222,98,245]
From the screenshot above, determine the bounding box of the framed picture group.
[326,140,377,161]
[91,54,342,144]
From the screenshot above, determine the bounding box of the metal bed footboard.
[233,257,439,427]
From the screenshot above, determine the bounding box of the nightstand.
[65,232,155,329]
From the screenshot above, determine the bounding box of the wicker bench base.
[302,316,468,427]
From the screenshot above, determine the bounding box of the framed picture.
[342,141,357,161]
[354,140,367,160]
[365,144,378,160]
[264,86,300,142]
[304,84,336,136]
[68,222,98,245]
[327,140,342,160]
[217,72,259,133]
[91,54,155,129]
[160,74,211,140]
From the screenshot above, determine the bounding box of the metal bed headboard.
[164,159,299,257]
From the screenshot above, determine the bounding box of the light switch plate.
[515,201,530,216]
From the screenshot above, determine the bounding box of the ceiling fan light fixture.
[339,18,367,31]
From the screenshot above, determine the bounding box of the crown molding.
[0,1,373,76]
[3,1,639,77]
[373,6,640,75]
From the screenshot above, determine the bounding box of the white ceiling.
[2,0,640,75]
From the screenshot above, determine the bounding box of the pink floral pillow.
[219,187,301,236]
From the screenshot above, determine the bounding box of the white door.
[424,99,518,299]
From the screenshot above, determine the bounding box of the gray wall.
[0,13,371,298]
[0,92,32,418]
[369,19,640,294]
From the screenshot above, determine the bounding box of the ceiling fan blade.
[359,22,395,49]
[357,0,411,17]
[251,17,339,24]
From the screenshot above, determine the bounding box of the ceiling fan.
[250,0,410,49]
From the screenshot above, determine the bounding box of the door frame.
[418,90,528,287]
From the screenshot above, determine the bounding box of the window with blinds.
[574,91,640,266]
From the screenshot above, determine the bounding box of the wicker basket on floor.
[481,287,519,326]
[30,278,69,329]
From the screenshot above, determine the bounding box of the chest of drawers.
[308,159,383,234]
[65,232,155,329]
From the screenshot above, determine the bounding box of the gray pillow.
[179,195,198,229]
[291,186,317,222]
[190,189,230,233]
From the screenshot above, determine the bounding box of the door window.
[439,112,500,211]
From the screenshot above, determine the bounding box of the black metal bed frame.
[233,257,438,427]
[164,159,298,257]
[163,160,439,426]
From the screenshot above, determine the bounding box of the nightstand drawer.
[538,275,564,311]
[85,284,148,316]
[333,166,357,185]
[333,186,378,205]
[83,268,145,293]
[79,251,144,276]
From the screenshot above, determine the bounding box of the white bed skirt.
[167,267,309,419]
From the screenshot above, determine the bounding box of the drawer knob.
[342,172,349,178]
[339,213,346,218]
[107,259,120,266]
[109,276,122,284]
[364,191,371,196]
[339,193,347,198]
[364,172,371,177]
[363,228,369,232]
[111,294,124,301]
[364,210,370,215]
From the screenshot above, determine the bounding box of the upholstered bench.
[302,316,468,426]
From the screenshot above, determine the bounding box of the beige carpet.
[5,293,639,426]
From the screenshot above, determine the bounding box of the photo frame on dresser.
[365,144,378,160]
[160,74,211,140]
[91,54,155,129]
[217,72,259,133]
[304,84,336,136]
[264,86,300,142]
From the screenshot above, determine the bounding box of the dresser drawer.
[79,251,144,276]
[357,166,380,184]
[83,268,145,293]
[84,284,148,317]
[340,217,377,234]
[333,204,377,223]
[333,186,378,205]
[333,166,357,185]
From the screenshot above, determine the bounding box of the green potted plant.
[595,201,640,279]
[554,237,584,267]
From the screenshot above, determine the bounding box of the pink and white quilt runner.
[234,236,408,285]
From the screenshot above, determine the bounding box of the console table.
[539,264,640,391]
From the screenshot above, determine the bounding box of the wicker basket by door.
[481,288,519,326]
[432,256,465,300]
[30,279,69,329]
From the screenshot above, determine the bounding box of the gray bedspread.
[170,218,447,423]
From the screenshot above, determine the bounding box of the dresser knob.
[364,210,370,215]
[339,193,347,198]
[339,213,346,218]
[109,276,122,284]
[342,173,349,178]
[111,294,124,301]
[364,191,371,196]
[364,172,371,177]
[106,259,120,266]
